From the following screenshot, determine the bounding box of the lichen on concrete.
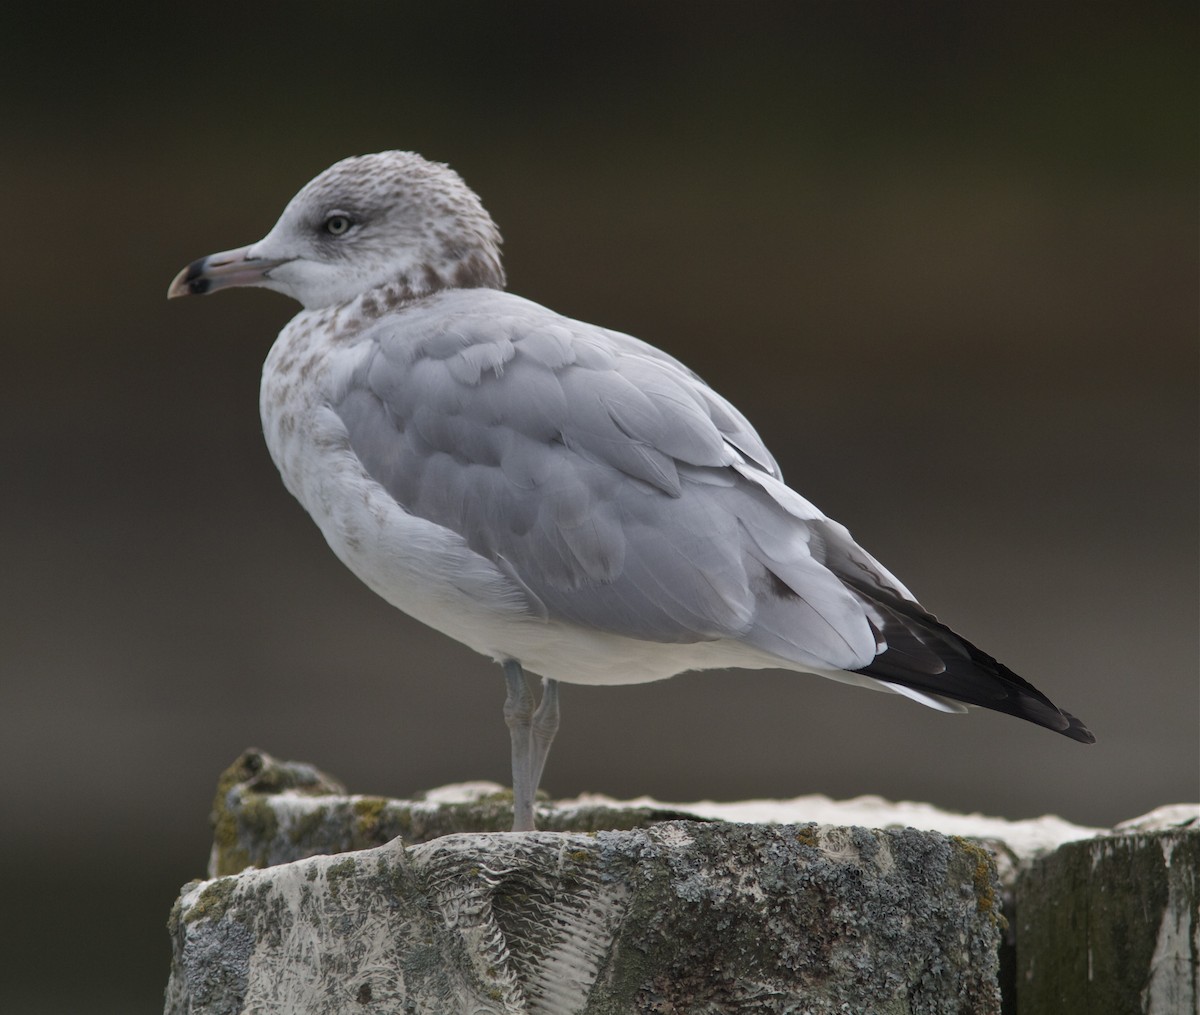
[167,817,1003,1014]
[205,749,703,878]
[174,751,1196,1013]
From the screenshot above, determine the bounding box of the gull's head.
[168,151,505,310]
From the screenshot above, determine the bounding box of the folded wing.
[330,292,1093,742]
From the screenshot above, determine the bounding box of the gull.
[168,151,1094,831]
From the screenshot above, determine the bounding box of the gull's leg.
[529,677,560,799]
[503,660,536,832]
[502,664,561,832]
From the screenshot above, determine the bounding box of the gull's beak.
[167,245,291,299]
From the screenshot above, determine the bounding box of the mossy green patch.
[210,758,257,875]
[288,803,331,846]
[353,796,389,841]
[212,803,251,877]
[952,836,1001,925]
[238,796,280,864]
[184,877,239,925]
[325,857,359,901]
[794,825,819,849]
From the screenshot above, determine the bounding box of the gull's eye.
[322,214,353,236]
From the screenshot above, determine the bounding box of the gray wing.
[328,293,1095,742]
[330,294,893,670]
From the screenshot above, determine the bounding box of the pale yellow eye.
[323,214,353,236]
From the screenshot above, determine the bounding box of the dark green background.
[2,3,1195,1012]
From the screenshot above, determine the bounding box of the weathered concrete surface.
[207,749,700,877]
[167,819,1003,1014]
[191,749,1035,1009]
[171,750,1197,1013]
[1016,810,1199,1015]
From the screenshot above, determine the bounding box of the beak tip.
[167,258,212,300]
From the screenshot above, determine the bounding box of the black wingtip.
[846,585,1097,745]
[1058,711,1097,744]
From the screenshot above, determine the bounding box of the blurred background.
[2,2,1196,1011]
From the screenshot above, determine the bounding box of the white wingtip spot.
[877,680,970,714]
